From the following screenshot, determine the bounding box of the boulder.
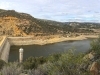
[90,62,100,75]
[83,52,95,61]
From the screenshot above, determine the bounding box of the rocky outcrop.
[90,61,100,75]
[83,52,95,61]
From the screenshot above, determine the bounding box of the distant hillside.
[0,9,100,37]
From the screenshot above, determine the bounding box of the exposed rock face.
[0,16,27,36]
[0,9,65,37]
[90,62,100,75]
[88,52,96,61]
[83,52,95,61]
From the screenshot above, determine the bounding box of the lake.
[9,39,93,62]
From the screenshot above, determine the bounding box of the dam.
[0,36,10,62]
[0,36,62,62]
[0,36,95,62]
[0,36,44,62]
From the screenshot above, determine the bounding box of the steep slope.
[0,9,63,36]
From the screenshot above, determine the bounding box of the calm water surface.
[9,39,93,62]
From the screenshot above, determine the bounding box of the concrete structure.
[19,48,24,63]
[90,62,100,75]
[0,36,38,63]
[0,37,10,62]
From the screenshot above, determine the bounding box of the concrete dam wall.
[0,36,43,62]
[0,37,10,62]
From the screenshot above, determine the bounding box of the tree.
[90,35,100,54]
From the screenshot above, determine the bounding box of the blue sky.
[0,0,100,22]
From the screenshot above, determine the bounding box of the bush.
[47,53,61,62]
[0,62,23,75]
[39,50,91,75]
[0,59,6,70]
[23,56,47,70]
[28,68,45,75]
[90,36,100,54]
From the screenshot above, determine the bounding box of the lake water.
[9,39,93,62]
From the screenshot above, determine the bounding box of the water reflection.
[9,39,93,62]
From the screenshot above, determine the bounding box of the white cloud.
[0,0,100,22]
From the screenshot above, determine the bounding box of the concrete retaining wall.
[0,36,41,62]
[0,39,10,62]
[0,37,10,62]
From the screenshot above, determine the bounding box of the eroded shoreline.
[8,35,98,46]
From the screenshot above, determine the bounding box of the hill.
[0,9,65,36]
[0,9,100,37]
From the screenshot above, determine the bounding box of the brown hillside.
[0,9,64,36]
[0,9,100,37]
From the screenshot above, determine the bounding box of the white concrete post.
[19,48,24,63]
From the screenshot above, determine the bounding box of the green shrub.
[0,62,23,75]
[39,50,91,75]
[0,59,6,70]
[23,56,47,70]
[90,35,100,54]
[47,53,61,62]
[22,48,95,75]
[28,68,45,75]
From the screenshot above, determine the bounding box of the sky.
[0,0,100,22]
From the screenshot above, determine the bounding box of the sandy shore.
[39,35,98,45]
[0,35,98,46]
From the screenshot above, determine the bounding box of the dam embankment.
[0,36,45,62]
[0,36,36,62]
[0,36,10,62]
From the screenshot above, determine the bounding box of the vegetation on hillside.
[0,50,92,75]
[0,9,100,37]
[91,36,100,51]
[0,59,6,70]
[0,62,23,75]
